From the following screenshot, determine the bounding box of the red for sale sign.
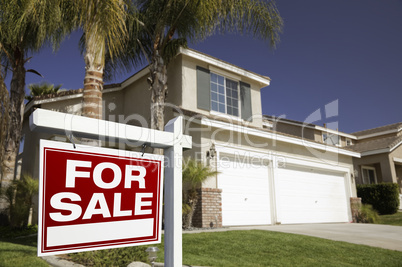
[38,140,164,256]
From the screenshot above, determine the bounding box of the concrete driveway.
[228,223,402,252]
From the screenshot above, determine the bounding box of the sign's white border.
[38,139,164,256]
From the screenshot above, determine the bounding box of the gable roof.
[352,122,402,137]
[180,48,271,87]
[347,135,402,155]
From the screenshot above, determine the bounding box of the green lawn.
[2,228,402,267]
[378,212,402,226]
[152,230,402,267]
[0,236,49,267]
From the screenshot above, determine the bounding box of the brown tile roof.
[29,82,123,102]
[263,115,318,128]
[29,88,83,102]
[352,122,402,136]
[347,135,402,153]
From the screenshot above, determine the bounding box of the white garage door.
[218,157,271,226]
[276,165,349,224]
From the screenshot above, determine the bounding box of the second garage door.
[218,156,271,226]
[276,165,349,224]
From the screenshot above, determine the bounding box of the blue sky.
[6,0,402,133]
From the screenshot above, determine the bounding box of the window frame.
[322,132,340,146]
[210,72,240,117]
[361,166,377,184]
[346,138,352,146]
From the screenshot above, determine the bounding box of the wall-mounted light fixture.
[206,144,216,159]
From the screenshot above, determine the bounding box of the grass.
[151,230,402,267]
[2,226,402,266]
[378,212,402,226]
[0,227,49,267]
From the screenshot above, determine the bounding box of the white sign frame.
[31,108,191,266]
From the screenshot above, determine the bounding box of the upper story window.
[210,73,239,117]
[322,133,339,146]
[346,138,352,146]
[196,66,252,122]
[361,166,377,184]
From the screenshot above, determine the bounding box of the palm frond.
[182,158,218,190]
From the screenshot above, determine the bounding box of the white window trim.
[361,166,377,184]
[210,72,241,118]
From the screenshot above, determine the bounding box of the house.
[21,48,361,227]
[348,123,402,197]
[264,116,402,208]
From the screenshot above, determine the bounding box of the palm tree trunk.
[149,51,167,155]
[0,74,10,184]
[81,44,104,146]
[1,49,25,189]
[186,197,198,229]
[150,51,167,131]
[82,49,104,120]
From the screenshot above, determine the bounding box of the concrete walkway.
[224,223,402,252]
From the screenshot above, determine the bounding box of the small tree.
[0,174,38,228]
[25,82,62,101]
[182,159,218,229]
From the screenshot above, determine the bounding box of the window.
[362,166,377,184]
[210,73,239,116]
[346,138,352,146]
[197,66,252,121]
[322,133,339,146]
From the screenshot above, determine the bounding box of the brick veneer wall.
[192,188,222,228]
[350,197,362,223]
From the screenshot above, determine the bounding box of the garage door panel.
[277,166,349,224]
[218,158,270,226]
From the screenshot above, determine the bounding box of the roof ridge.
[352,122,402,135]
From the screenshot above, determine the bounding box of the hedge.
[356,183,400,215]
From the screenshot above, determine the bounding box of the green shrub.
[355,204,379,223]
[357,183,400,215]
[182,159,218,229]
[69,246,149,266]
[0,174,39,228]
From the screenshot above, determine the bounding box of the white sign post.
[30,109,192,266]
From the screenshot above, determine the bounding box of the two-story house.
[21,48,360,227]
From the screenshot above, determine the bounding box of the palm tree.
[25,82,62,101]
[182,159,218,229]
[125,0,283,132]
[66,0,129,119]
[0,71,10,194]
[0,0,66,187]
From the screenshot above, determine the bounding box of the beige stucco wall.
[192,123,356,197]
[390,145,402,193]
[353,152,398,185]
[391,145,402,159]
[179,54,264,128]
[40,96,83,115]
[273,122,318,141]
